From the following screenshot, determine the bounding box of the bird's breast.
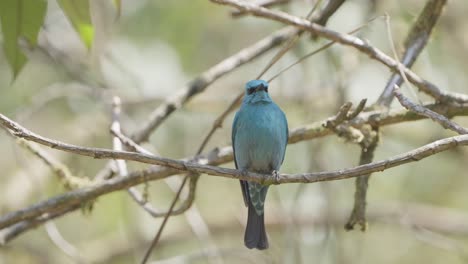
[234,104,286,173]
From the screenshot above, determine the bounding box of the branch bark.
[2,100,468,239]
[377,0,448,106]
[1,110,468,231]
[210,0,468,103]
[130,26,297,144]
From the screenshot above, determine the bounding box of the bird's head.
[243,80,272,104]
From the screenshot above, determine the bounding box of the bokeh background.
[2,0,468,263]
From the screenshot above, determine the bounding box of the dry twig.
[394,86,468,134]
[231,0,290,17]
[2,112,468,232]
[2,100,468,241]
[210,0,468,103]
[376,0,448,106]
[345,1,448,230]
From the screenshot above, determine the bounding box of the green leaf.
[0,0,48,78]
[57,0,94,48]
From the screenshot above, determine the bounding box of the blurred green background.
[1,0,468,263]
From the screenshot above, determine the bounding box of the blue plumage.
[232,80,288,250]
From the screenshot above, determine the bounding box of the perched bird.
[232,80,288,250]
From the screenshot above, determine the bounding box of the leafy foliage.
[57,0,94,48]
[0,0,47,78]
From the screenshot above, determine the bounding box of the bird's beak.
[252,89,269,102]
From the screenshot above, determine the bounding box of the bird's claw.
[272,170,280,184]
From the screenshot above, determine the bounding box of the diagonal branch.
[231,0,290,17]
[2,101,468,240]
[314,0,346,27]
[377,0,448,106]
[345,126,379,231]
[2,110,468,231]
[130,26,297,144]
[0,204,81,245]
[0,134,466,230]
[197,0,349,156]
[210,0,468,103]
[94,26,298,182]
[111,96,165,216]
[394,86,468,134]
[346,0,448,230]
[167,3,352,237]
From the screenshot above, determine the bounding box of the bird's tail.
[244,202,268,250]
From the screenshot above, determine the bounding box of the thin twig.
[190,4,351,230]
[376,0,448,106]
[94,26,297,182]
[140,176,188,264]
[16,138,92,189]
[323,100,367,143]
[345,126,379,231]
[2,113,468,231]
[2,102,468,239]
[0,130,86,260]
[111,96,165,216]
[313,0,345,27]
[131,26,297,144]
[382,14,468,135]
[0,124,91,190]
[268,17,379,82]
[113,123,222,264]
[160,6,328,257]
[231,0,290,17]
[44,222,85,263]
[0,204,81,245]
[210,0,468,103]
[197,0,347,155]
[394,86,468,134]
[344,3,447,230]
[196,4,320,155]
[323,101,377,232]
[111,128,196,216]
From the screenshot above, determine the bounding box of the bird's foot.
[240,169,249,176]
[272,170,280,184]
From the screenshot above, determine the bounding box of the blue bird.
[232,80,288,249]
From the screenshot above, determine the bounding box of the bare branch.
[141,177,188,264]
[112,126,222,264]
[131,26,297,144]
[313,0,345,27]
[323,100,366,143]
[377,0,448,106]
[196,4,320,155]
[94,26,298,182]
[44,222,85,263]
[345,126,379,231]
[2,100,468,239]
[0,204,81,245]
[231,0,290,17]
[394,86,468,134]
[197,0,349,155]
[210,0,468,103]
[344,1,449,229]
[269,16,379,82]
[111,96,164,217]
[1,111,468,232]
[17,139,92,189]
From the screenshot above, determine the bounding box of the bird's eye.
[247,89,255,95]
[265,87,268,93]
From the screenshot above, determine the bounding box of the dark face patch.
[247,84,268,95]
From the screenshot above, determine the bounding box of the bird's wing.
[232,111,240,170]
[232,110,250,207]
[280,109,289,165]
